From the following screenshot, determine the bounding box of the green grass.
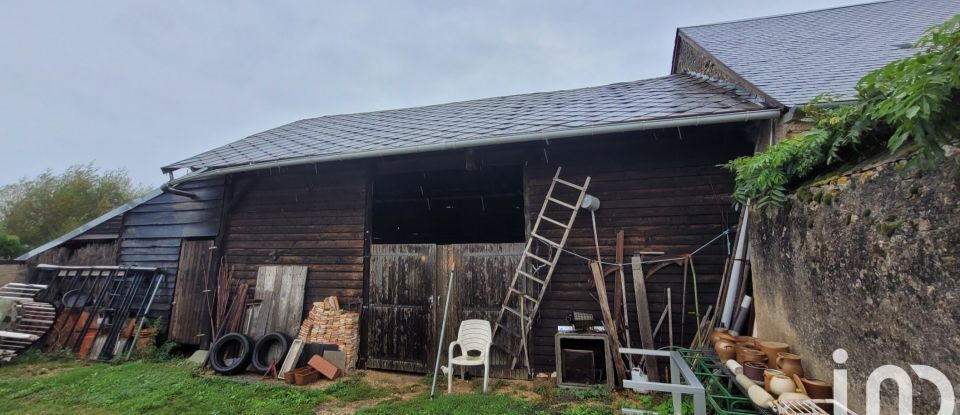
[0,353,645,414]
[358,393,544,415]
[0,356,329,415]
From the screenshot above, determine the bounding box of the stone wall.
[749,154,959,414]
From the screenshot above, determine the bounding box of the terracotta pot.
[743,361,767,382]
[777,352,805,379]
[709,328,731,345]
[764,368,785,392]
[736,346,767,365]
[715,339,737,362]
[802,378,834,412]
[801,378,833,399]
[717,332,737,344]
[735,336,759,347]
[757,340,790,368]
[768,374,797,397]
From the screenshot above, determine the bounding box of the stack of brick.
[297,296,359,371]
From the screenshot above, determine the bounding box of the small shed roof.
[677,0,960,106]
[163,73,770,172]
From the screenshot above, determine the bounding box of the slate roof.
[164,73,769,171]
[678,0,960,106]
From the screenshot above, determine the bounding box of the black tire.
[209,332,254,375]
[251,332,291,373]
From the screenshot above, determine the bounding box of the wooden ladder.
[491,167,590,371]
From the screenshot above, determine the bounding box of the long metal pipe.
[720,204,750,327]
[430,268,456,400]
[165,109,782,186]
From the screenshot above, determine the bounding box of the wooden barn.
[19,73,779,375]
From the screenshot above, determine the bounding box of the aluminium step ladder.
[491,167,590,371]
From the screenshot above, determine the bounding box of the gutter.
[166,108,782,186]
[15,168,209,261]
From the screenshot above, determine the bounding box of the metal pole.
[430,268,455,399]
[125,273,163,360]
[721,203,750,327]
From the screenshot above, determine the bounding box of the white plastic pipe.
[721,205,750,327]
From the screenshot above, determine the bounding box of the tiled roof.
[679,0,960,106]
[163,73,769,171]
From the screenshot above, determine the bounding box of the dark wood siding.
[523,130,751,370]
[74,216,124,240]
[169,239,215,344]
[220,162,368,317]
[118,178,225,322]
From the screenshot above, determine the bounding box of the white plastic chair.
[447,319,491,393]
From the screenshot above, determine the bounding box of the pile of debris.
[297,296,359,372]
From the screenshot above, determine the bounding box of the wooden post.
[630,255,660,382]
[589,261,627,383]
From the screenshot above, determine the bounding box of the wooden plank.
[168,240,214,345]
[630,255,660,382]
[366,244,435,373]
[589,261,627,383]
[247,265,307,339]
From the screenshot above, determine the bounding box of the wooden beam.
[630,255,660,382]
[589,261,627,384]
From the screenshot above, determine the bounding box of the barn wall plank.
[522,130,752,371]
[220,162,368,321]
[118,177,225,325]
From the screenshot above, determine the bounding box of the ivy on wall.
[725,15,960,213]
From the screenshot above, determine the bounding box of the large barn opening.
[371,165,525,244]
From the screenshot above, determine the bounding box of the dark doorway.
[372,166,525,244]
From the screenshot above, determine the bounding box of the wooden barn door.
[169,239,214,345]
[367,244,437,372]
[440,243,526,378]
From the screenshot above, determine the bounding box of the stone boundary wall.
[749,154,959,414]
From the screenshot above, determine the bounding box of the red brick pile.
[297,296,358,371]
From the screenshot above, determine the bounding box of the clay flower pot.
[709,328,730,346]
[735,335,759,347]
[715,339,737,362]
[736,345,767,365]
[757,340,789,368]
[743,361,767,382]
[768,374,797,397]
[764,368,785,392]
[801,378,833,399]
[776,352,805,379]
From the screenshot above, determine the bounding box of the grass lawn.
[0,353,688,414]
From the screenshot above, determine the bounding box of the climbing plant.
[725,14,960,212]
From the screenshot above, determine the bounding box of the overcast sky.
[1,0,868,187]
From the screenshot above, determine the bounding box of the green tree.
[0,164,147,249]
[0,224,26,259]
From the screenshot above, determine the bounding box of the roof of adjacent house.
[163,73,771,172]
[677,0,960,106]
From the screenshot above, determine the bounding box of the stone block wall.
[749,154,959,414]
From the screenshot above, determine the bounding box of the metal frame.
[620,348,706,415]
